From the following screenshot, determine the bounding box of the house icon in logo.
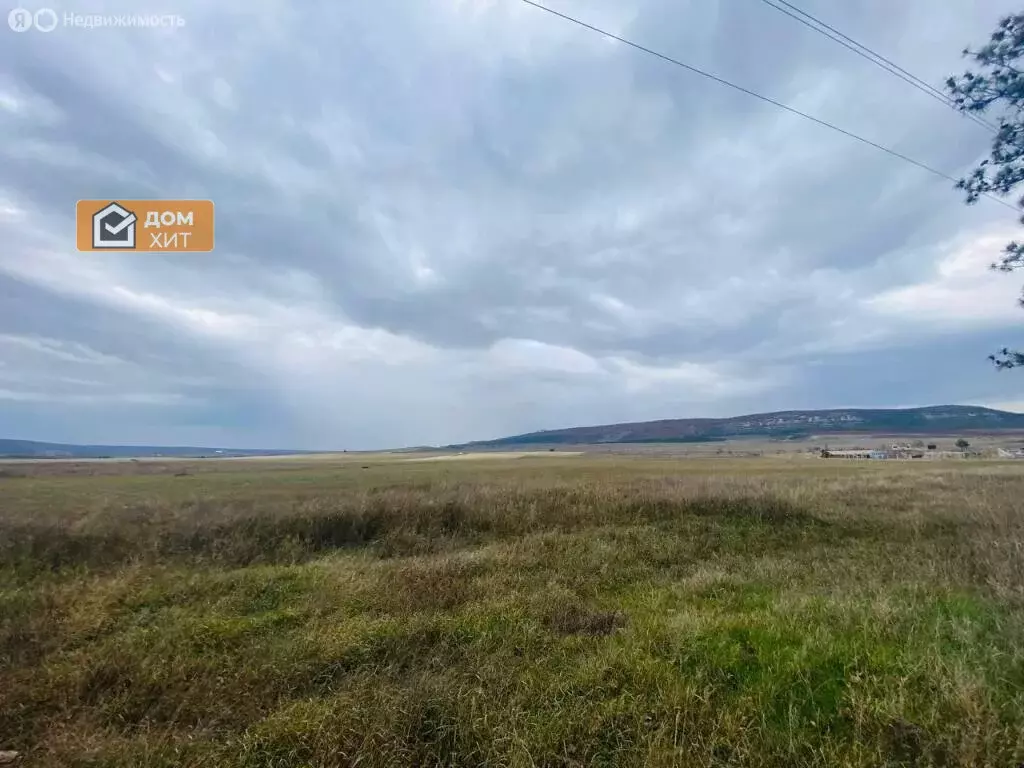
[92,202,137,249]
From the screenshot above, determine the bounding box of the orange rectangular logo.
[76,200,215,252]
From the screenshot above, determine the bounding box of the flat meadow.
[1,453,1023,767]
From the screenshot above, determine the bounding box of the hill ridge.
[455,405,1024,447]
[0,438,313,459]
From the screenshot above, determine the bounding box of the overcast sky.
[1,0,1022,449]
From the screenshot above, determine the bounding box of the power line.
[757,0,1000,134]
[518,0,1018,212]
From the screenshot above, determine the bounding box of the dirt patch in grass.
[546,603,628,636]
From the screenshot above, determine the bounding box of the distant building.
[822,449,876,459]
[820,449,905,460]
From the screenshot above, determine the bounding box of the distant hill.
[0,439,316,459]
[456,406,1024,448]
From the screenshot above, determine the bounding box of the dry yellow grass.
[1,455,1023,766]
[402,451,586,462]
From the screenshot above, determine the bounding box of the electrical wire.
[757,0,1000,134]
[519,0,1017,212]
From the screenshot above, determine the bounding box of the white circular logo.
[34,8,58,32]
[7,8,33,31]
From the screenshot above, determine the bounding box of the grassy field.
[1,454,1023,767]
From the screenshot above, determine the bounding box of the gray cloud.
[1,0,1021,448]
